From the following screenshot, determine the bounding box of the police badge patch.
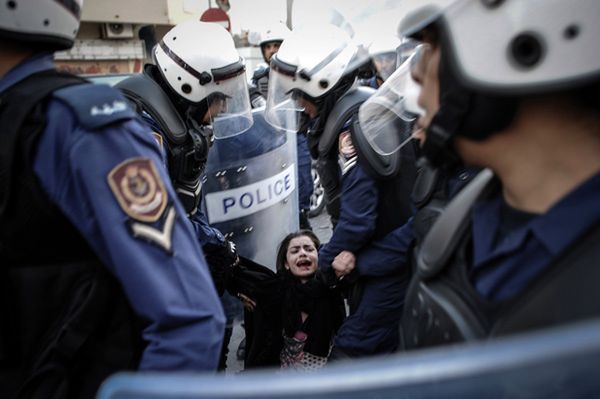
[108,157,177,252]
[108,157,167,222]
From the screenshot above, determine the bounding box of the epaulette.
[53,83,137,130]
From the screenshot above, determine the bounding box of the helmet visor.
[264,63,304,133]
[359,49,424,156]
[209,72,254,139]
[372,52,399,82]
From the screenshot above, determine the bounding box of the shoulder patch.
[108,157,167,223]
[53,83,137,130]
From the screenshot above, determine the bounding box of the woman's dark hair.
[275,229,320,274]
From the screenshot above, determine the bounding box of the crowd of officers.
[1,0,599,397]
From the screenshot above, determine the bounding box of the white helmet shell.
[273,23,357,99]
[154,20,244,104]
[0,0,83,49]
[259,22,290,46]
[154,20,253,138]
[399,0,600,94]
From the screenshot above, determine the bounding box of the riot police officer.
[0,2,225,397]
[266,23,361,227]
[363,35,402,89]
[116,21,252,296]
[325,44,479,359]
[116,20,255,370]
[396,0,600,349]
[251,22,313,230]
[250,22,291,102]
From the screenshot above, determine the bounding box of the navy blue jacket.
[297,131,313,211]
[337,166,476,354]
[319,163,406,355]
[1,54,225,371]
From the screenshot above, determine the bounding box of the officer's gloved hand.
[203,240,239,296]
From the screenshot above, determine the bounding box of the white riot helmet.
[396,0,600,167]
[399,0,600,94]
[259,22,290,63]
[265,23,358,132]
[0,0,83,50]
[154,20,253,138]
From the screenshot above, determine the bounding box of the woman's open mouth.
[296,259,312,269]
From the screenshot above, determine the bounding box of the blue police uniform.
[319,163,408,356]
[401,167,600,349]
[2,54,225,371]
[329,165,477,355]
[297,131,313,212]
[470,170,600,301]
[354,166,478,276]
[139,111,226,249]
[366,76,379,89]
[319,164,380,267]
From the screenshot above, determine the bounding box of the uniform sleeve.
[190,206,226,249]
[296,132,314,211]
[33,100,225,371]
[318,164,379,271]
[355,218,415,277]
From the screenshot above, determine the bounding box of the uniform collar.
[472,169,600,264]
[0,53,55,94]
[530,170,600,256]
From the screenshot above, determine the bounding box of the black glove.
[203,240,239,296]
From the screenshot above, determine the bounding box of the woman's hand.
[332,250,356,278]
[237,293,257,312]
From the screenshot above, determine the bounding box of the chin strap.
[423,42,519,168]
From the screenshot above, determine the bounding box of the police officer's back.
[0,2,225,398]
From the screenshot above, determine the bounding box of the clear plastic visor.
[264,68,304,133]
[372,52,399,82]
[359,49,424,156]
[208,72,254,139]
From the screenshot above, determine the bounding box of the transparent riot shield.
[202,109,299,271]
[99,319,600,399]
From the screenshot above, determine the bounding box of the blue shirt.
[2,54,225,371]
[470,170,600,301]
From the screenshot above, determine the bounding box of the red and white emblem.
[108,157,167,222]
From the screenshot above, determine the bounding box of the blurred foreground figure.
[0,2,225,398]
[399,0,600,348]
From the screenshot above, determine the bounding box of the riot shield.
[203,109,299,271]
[99,319,600,399]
